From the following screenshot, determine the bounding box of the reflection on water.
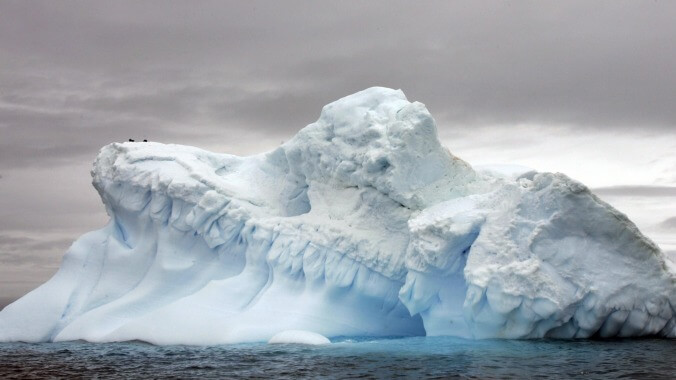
[1,337,674,379]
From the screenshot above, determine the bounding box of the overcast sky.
[1,1,675,308]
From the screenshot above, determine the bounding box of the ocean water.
[0,337,674,379]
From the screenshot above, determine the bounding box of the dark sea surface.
[0,337,674,379]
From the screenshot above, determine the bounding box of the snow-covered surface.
[0,87,674,344]
[268,330,330,345]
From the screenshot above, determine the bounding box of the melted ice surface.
[268,330,330,345]
[1,87,674,344]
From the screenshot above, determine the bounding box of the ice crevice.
[0,87,674,344]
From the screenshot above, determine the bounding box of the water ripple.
[0,337,674,379]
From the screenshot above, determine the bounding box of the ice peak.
[317,87,409,129]
[277,87,480,209]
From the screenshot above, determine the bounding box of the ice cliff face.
[1,87,674,344]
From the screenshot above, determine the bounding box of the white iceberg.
[0,87,673,344]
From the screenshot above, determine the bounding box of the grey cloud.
[0,271,58,303]
[0,297,16,311]
[0,233,70,301]
[0,234,71,267]
[657,217,676,231]
[592,186,676,197]
[2,0,676,137]
[0,163,109,233]
[0,72,242,169]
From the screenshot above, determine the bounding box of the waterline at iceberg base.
[1,87,674,344]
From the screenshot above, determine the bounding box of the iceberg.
[1,87,674,344]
